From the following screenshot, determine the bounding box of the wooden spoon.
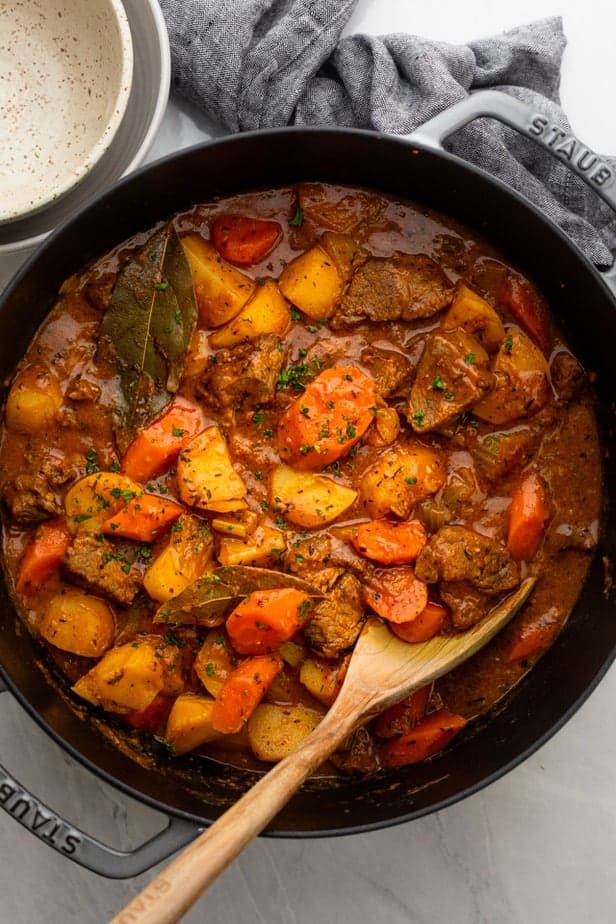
[111,577,535,924]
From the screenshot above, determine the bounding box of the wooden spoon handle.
[110,702,363,924]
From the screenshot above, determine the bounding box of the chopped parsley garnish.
[290,307,302,321]
[171,426,186,438]
[289,206,304,227]
[444,391,454,401]
[252,410,263,426]
[276,361,316,391]
[412,409,425,426]
[465,353,475,365]
[504,334,514,353]
[431,375,445,391]
[405,476,418,485]
[109,461,121,473]
[153,281,169,291]
[205,662,216,677]
[85,449,99,475]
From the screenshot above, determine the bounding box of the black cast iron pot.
[0,91,614,878]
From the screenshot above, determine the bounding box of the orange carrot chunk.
[352,518,427,565]
[121,397,203,484]
[226,588,312,655]
[496,271,550,353]
[363,567,428,625]
[277,365,376,470]
[211,655,283,734]
[16,517,71,594]
[373,686,431,739]
[507,473,550,561]
[211,214,282,266]
[390,601,448,644]
[381,710,467,767]
[505,610,562,663]
[101,494,184,543]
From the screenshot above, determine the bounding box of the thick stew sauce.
[0,184,602,774]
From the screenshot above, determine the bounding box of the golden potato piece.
[143,514,213,603]
[72,641,165,714]
[40,589,114,658]
[442,282,505,352]
[177,427,247,512]
[278,244,343,320]
[474,327,551,424]
[359,444,446,519]
[270,464,357,528]
[208,279,290,349]
[165,694,221,756]
[247,703,322,762]
[181,234,256,327]
[194,629,235,698]
[216,524,286,567]
[5,364,63,434]
[64,471,140,533]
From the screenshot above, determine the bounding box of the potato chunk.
[165,693,221,756]
[64,472,140,533]
[5,364,63,433]
[299,657,345,706]
[442,282,505,352]
[143,514,214,603]
[278,244,343,320]
[208,279,290,349]
[40,589,114,658]
[194,629,235,697]
[181,234,256,327]
[270,464,357,528]
[473,327,551,424]
[72,641,165,713]
[217,524,286,567]
[177,427,247,513]
[247,703,322,762]
[359,444,446,519]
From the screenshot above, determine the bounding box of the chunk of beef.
[550,351,586,404]
[439,581,492,629]
[406,329,494,433]
[66,376,101,402]
[360,345,411,399]
[198,334,286,410]
[304,572,365,659]
[415,525,519,595]
[333,253,453,328]
[63,533,140,605]
[284,533,373,588]
[330,727,380,775]
[472,426,541,482]
[1,449,76,524]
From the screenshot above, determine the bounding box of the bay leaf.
[99,223,197,453]
[153,566,323,627]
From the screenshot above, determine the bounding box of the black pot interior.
[1,130,615,834]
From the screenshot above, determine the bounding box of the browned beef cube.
[304,572,365,659]
[360,345,412,399]
[333,253,453,328]
[330,727,380,775]
[406,329,494,433]
[1,449,76,524]
[439,581,492,629]
[550,351,586,404]
[64,533,141,605]
[415,525,519,595]
[198,334,286,410]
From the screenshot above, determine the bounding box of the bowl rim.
[0,0,135,226]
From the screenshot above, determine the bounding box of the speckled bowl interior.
[0,0,133,223]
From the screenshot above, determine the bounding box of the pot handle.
[0,683,200,878]
[409,89,616,215]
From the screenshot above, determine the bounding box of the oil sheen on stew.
[0,183,602,775]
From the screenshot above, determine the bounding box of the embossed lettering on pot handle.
[409,89,616,214]
[0,681,199,878]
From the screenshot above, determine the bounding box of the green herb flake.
[465,353,475,365]
[289,206,304,227]
[431,376,445,392]
[205,662,216,677]
[172,426,186,438]
[412,409,425,426]
[153,281,169,292]
[504,334,514,353]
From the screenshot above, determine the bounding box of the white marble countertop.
[1,3,616,922]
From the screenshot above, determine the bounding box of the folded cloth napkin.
[159,1,616,266]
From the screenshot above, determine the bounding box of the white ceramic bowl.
[0,0,134,224]
[0,0,170,264]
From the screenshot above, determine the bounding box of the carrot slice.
[373,686,431,739]
[390,601,448,643]
[505,609,562,663]
[352,519,427,565]
[123,694,173,733]
[211,214,282,266]
[226,588,312,655]
[507,473,550,561]
[363,567,428,624]
[101,494,184,542]
[277,365,376,470]
[16,517,71,594]
[381,709,467,767]
[211,655,283,734]
[121,397,203,483]
[496,272,551,353]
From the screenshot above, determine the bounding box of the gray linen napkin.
[159,1,616,266]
